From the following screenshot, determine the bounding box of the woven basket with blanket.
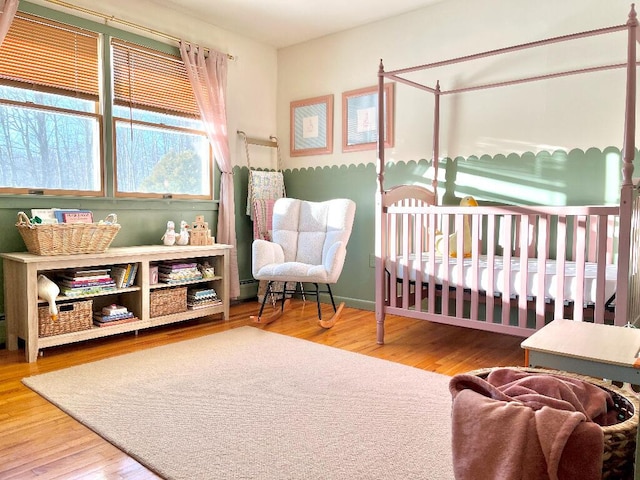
[451,367,637,480]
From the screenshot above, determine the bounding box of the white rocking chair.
[250,197,356,328]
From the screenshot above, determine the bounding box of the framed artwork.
[342,83,394,152]
[290,94,334,157]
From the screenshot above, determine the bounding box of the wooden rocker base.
[250,299,291,325]
[318,302,344,329]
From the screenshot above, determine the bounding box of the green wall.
[237,146,632,310]
[0,199,220,313]
[0,147,634,319]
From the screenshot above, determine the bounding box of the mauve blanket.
[449,368,612,480]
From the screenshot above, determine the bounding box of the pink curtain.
[180,42,239,299]
[0,0,18,47]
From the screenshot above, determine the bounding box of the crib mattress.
[387,254,617,305]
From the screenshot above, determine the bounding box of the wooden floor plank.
[0,299,524,478]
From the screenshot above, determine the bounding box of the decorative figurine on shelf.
[37,274,60,322]
[161,220,176,246]
[176,220,190,245]
[198,261,215,278]
[189,215,215,246]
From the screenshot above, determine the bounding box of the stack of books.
[158,261,203,284]
[58,268,116,297]
[93,304,138,327]
[187,288,221,310]
[110,263,138,288]
[31,208,93,224]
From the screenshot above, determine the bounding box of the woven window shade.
[0,13,99,100]
[112,39,200,118]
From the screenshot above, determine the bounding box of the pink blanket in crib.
[449,368,613,480]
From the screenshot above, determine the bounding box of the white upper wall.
[27,0,279,170]
[277,0,638,169]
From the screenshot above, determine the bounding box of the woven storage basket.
[466,367,638,480]
[38,299,93,337]
[16,212,120,256]
[150,287,187,318]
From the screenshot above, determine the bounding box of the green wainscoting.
[250,147,633,310]
[0,200,219,320]
[0,147,634,323]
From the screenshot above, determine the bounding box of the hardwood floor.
[0,299,525,479]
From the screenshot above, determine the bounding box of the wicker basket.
[38,299,93,337]
[16,212,120,256]
[466,367,638,480]
[150,287,187,318]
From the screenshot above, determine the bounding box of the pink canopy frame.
[375,5,639,331]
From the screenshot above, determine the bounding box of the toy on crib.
[435,195,478,258]
[37,274,60,322]
[161,220,176,246]
[176,220,190,245]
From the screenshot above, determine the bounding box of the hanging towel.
[246,170,285,220]
[252,198,276,241]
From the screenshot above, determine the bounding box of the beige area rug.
[23,326,454,479]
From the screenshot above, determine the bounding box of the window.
[0,13,102,195]
[111,40,212,199]
[0,11,213,200]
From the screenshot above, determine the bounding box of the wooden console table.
[521,319,640,479]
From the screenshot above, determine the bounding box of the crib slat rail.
[382,197,621,338]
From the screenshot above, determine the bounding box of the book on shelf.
[110,263,138,288]
[158,261,198,272]
[60,285,117,297]
[93,311,135,322]
[58,277,115,288]
[93,316,139,327]
[53,209,93,224]
[159,268,202,283]
[64,268,111,278]
[30,208,59,224]
[126,263,138,287]
[187,288,218,301]
[187,300,222,310]
[187,297,222,310]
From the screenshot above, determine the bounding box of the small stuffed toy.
[176,220,190,245]
[161,220,176,246]
[435,196,478,257]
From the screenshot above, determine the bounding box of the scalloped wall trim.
[234,146,633,207]
[275,146,625,173]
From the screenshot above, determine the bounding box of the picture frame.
[290,94,334,157]
[342,83,394,152]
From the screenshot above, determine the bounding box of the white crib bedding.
[387,254,617,305]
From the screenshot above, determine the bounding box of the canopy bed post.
[432,81,440,199]
[376,59,387,344]
[617,5,639,327]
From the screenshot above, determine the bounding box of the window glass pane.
[0,95,101,192]
[0,84,96,112]
[115,115,211,197]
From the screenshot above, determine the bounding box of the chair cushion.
[254,261,331,284]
